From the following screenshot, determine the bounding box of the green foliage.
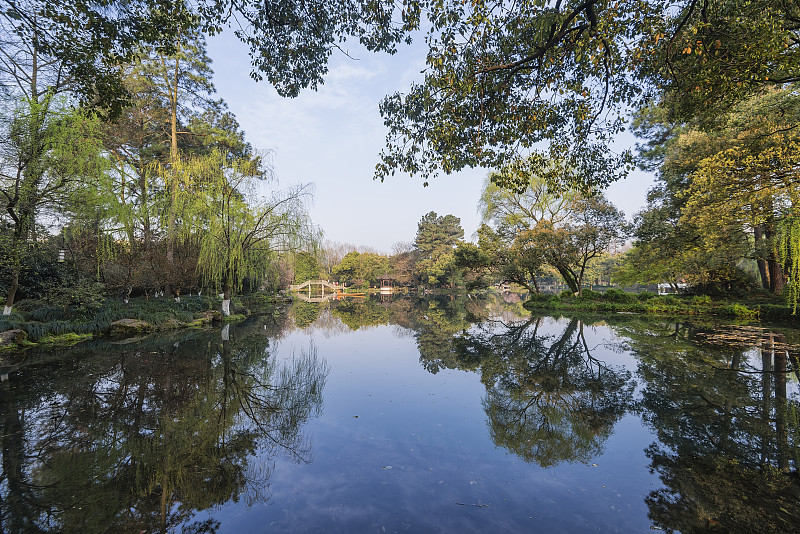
[378,1,799,187]
[36,332,94,346]
[779,215,800,313]
[163,150,318,301]
[602,289,637,304]
[630,88,799,307]
[0,295,216,341]
[377,1,643,186]
[0,239,64,301]
[293,252,321,283]
[414,212,464,287]
[4,1,407,116]
[721,303,760,319]
[687,266,757,298]
[332,251,390,288]
[41,280,107,316]
[1,95,106,310]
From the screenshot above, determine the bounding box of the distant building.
[657,282,689,295]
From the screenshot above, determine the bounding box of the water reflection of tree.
[618,320,800,533]
[414,297,474,374]
[291,300,321,328]
[0,323,327,533]
[451,317,635,467]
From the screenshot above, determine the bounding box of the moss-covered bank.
[0,292,284,353]
[523,289,798,324]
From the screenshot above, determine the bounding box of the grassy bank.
[523,289,798,324]
[0,292,282,353]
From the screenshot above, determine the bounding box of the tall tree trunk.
[3,268,19,316]
[4,215,28,315]
[767,251,785,294]
[222,285,231,316]
[555,265,579,294]
[765,216,785,294]
[164,31,182,298]
[754,225,770,290]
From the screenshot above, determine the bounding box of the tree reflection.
[414,297,474,374]
[0,323,327,533]
[449,316,635,467]
[318,294,635,468]
[291,300,321,328]
[620,321,800,533]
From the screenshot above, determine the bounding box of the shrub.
[560,290,574,298]
[692,295,713,306]
[689,266,757,297]
[42,280,106,317]
[603,288,635,303]
[654,295,679,306]
[722,303,759,319]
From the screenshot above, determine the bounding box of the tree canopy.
[1,0,409,116]
[376,0,800,187]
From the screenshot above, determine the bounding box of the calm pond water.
[1,293,799,533]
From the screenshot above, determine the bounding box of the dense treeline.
[0,8,318,317]
[311,204,623,293]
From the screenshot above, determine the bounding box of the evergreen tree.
[414,212,464,287]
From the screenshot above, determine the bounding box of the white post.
[3,305,11,315]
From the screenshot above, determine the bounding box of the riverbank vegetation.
[0,7,318,325]
[523,289,796,323]
[0,293,280,353]
[2,0,799,350]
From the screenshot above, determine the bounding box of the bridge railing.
[289,279,340,291]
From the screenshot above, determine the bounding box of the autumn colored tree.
[681,88,799,301]
[630,87,799,304]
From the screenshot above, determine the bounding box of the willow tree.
[165,150,318,315]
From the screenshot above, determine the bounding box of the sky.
[206,32,655,253]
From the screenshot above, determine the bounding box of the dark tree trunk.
[754,225,770,290]
[555,265,579,294]
[765,219,785,294]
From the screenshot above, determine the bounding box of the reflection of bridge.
[294,292,366,303]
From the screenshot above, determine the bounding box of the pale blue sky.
[207,33,655,253]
